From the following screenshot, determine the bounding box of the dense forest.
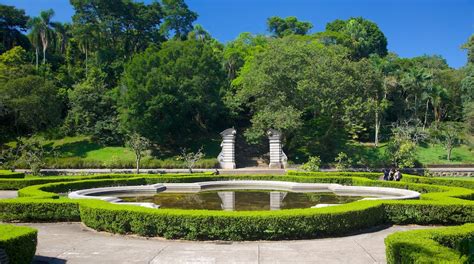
[0,0,473,170]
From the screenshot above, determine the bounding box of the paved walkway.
[0,190,17,199]
[14,222,434,264]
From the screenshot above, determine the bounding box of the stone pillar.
[218,128,236,169]
[269,191,287,210]
[267,129,287,169]
[218,191,235,211]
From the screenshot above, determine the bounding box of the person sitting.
[394,169,402,181]
[388,168,395,181]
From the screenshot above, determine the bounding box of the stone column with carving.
[218,128,236,169]
[267,129,287,169]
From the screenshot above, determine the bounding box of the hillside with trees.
[0,1,473,171]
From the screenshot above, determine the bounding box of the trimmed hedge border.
[287,170,474,189]
[0,170,25,179]
[0,224,37,264]
[0,172,215,190]
[1,173,473,241]
[385,223,474,263]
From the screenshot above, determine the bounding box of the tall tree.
[462,34,474,65]
[267,16,313,38]
[52,22,71,54]
[161,0,197,40]
[326,17,388,59]
[119,40,226,147]
[39,9,55,64]
[0,4,30,53]
[26,17,41,69]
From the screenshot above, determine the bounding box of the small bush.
[300,156,321,172]
[0,224,37,264]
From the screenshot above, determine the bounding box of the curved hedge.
[385,223,474,263]
[287,170,474,189]
[0,172,215,190]
[0,224,37,264]
[0,173,473,241]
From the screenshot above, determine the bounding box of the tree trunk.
[447,147,452,161]
[136,155,140,174]
[42,45,46,64]
[423,99,429,130]
[375,110,380,147]
[35,47,39,70]
[85,46,88,78]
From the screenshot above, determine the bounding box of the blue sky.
[3,0,473,68]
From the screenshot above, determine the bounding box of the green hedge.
[0,224,37,264]
[288,170,474,190]
[1,173,473,241]
[0,170,24,179]
[0,172,215,190]
[385,223,474,263]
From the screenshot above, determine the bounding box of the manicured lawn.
[416,144,474,165]
[344,141,473,167]
[435,177,473,181]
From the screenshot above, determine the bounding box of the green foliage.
[385,224,474,264]
[0,224,37,264]
[0,75,62,135]
[430,122,465,161]
[161,0,198,40]
[126,133,151,174]
[326,17,388,59]
[0,170,24,179]
[0,4,30,53]
[300,156,321,172]
[334,152,353,171]
[64,67,122,145]
[386,139,417,168]
[267,16,313,37]
[119,40,226,147]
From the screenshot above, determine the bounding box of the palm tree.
[26,17,41,69]
[401,67,432,122]
[52,22,70,54]
[38,9,55,64]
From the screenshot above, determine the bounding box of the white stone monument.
[269,191,287,210]
[267,129,288,169]
[218,128,236,169]
[218,191,235,211]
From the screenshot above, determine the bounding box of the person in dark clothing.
[383,169,390,181]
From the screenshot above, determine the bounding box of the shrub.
[0,224,37,264]
[300,156,321,172]
[385,223,474,264]
[0,199,80,222]
[0,170,24,179]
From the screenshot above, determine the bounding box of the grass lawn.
[2,135,220,169]
[3,136,473,168]
[345,141,474,167]
[416,144,474,165]
[434,177,473,181]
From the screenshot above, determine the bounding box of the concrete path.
[15,222,434,264]
[0,190,17,199]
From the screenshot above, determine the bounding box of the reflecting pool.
[118,190,362,211]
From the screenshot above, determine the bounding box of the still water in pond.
[119,190,362,211]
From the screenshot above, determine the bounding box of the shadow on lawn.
[47,139,102,158]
